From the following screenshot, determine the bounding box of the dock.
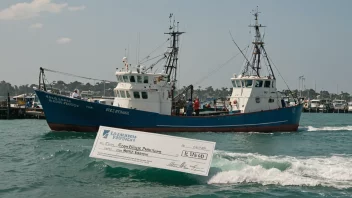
[0,106,45,119]
[0,93,45,120]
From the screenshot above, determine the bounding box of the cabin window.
[116,75,122,82]
[133,92,140,99]
[137,76,143,83]
[144,76,149,83]
[123,75,129,82]
[126,91,131,98]
[236,80,242,88]
[116,90,120,98]
[264,81,271,88]
[231,80,237,87]
[141,92,148,99]
[245,80,253,88]
[130,76,136,83]
[272,81,275,88]
[255,80,263,88]
[120,90,126,98]
[269,98,274,103]
[100,101,106,104]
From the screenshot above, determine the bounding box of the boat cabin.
[108,17,183,116]
[112,61,173,115]
[230,75,282,113]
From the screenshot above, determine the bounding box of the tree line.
[0,80,351,101]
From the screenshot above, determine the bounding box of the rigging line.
[265,55,296,100]
[229,31,251,64]
[193,46,249,86]
[263,55,271,75]
[139,54,165,64]
[41,67,116,83]
[242,44,253,71]
[229,31,258,76]
[177,35,183,89]
[138,38,170,63]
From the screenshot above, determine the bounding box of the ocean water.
[0,114,351,198]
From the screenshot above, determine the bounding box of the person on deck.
[175,98,182,116]
[71,89,80,99]
[186,98,193,116]
[194,97,200,116]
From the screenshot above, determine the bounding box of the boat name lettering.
[46,95,72,103]
[106,108,129,115]
[47,99,79,108]
[117,143,162,154]
[46,95,79,107]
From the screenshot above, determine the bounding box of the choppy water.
[0,114,352,198]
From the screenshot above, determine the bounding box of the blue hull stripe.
[157,120,288,128]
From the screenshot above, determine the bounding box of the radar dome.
[122,57,128,62]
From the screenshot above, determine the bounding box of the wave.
[300,126,352,132]
[208,151,352,189]
[44,148,352,188]
[41,132,97,140]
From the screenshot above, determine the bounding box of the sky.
[0,0,351,93]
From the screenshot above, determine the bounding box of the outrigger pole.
[39,67,47,91]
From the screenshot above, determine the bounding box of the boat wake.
[300,126,352,132]
[81,150,352,189]
[208,151,352,189]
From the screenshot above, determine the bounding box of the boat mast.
[244,7,276,79]
[164,13,184,83]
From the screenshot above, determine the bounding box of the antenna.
[251,6,261,22]
[138,32,141,64]
[135,32,138,66]
[169,13,173,31]
[127,44,130,61]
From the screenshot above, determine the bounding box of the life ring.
[233,99,237,104]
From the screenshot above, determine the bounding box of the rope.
[266,55,297,100]
[42,67,115,83]
[138,38,170,63]
[193,46,249,86]
[139,54,165,64]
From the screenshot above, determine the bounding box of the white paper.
[89,126,216,176]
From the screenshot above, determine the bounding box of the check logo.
[103,130,110,138]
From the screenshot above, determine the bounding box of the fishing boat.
[34,11,302,133]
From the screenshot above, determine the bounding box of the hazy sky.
[0,0,351,93]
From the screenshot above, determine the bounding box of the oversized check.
[89,126,216,176]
